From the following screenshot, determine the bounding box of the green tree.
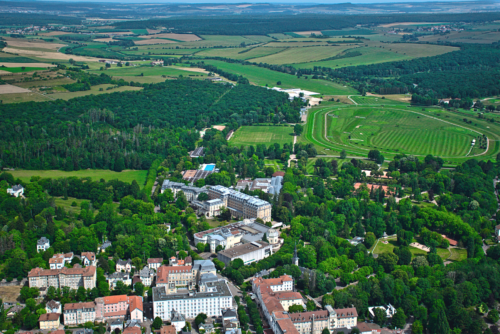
[487,309,499,323]
[288,304,304,313]
[198,193,209,201]
[175,191,188,210]
[321,329,330,334]
[411,320,423,334]
[373,307,387,327]
[428,300,450,334]
[306,300,316,311]
[340,149,347,159]
[135,282,145,296]
[294,124,304,136]
[152,316,163,330]
[298,245,317,269]
[377,252,398,272]
[392,308,406,329]
[195,313,208,327]
[364,232,376,248]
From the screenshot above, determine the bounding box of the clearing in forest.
[229,126,295,147]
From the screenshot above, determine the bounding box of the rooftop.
[64,302,95,311]
[218,241,270,259]
[153,280,232,302]
[39,313,60,321]
[28,265,95,278]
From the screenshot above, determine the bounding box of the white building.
[148,258,163,271]
[139,266,155,287]
[170,309,186,332]
[46,300,62,314]
[108,272,132,289]
[217,241,272,266]
[64,302,96,326]
[7,185,24,197]
[37,237,50,253]
[116,259,133,273]
[368,304,396,319]
[152,280,232,321]
[49,253,74,269]
[81,252,96,266]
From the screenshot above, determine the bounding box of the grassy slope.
[201,60,358,95]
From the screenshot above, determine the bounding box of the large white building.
[217,241,273,266]
[64,302,96,326]
[152,280,232,321]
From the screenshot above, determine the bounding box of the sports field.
[8,169,147,186]
[229,126,295,147]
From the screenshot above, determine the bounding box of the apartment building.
[95,295,143,322]
[153,280,232,321]
[208,185,272,222]
[39,313,60,330]
[253,275,357,334]
[28,266,97,290]
[156,265,195,292]
[63,302,96,326]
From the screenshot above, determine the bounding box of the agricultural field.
[195,47,287,60]
[89,65,209,78]
[50,84,143,100]
[229,126,295,147]
[250,45,355,64]
[349,95,409,105]
[200,60,358,95]
[8,169,147,185]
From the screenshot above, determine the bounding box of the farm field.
[50,84,143,100]
[89,65,208,78]
[8,169,147,185]
[349,95,409,105]
[195,47,286,60]
[229,126,295,147]
[201,60,358,95]
[0,286,22,303]
[0,91,52,103]
[251,45,355,65]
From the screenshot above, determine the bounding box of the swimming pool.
[204,164,215,171]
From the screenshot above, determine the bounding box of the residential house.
[199,323,215,333]
[64,302,96,326]
[49,253,74,269]
[222,308,239,330]
[368,304,396,319]
[160,325,177,334]
[496,224,500,243]
[81,252,96,266]
[46,300,61,314]
[116,259,133,273]
[170,310,186,332]
[7,185,24,197]
[148,258,163,271]
[123,327,142,334]
[99,240,112,253]
[37,237,50,253]
[139,266,154,287]
[39,313,60,330]
[107,272,132,289]
[110,318,124,332]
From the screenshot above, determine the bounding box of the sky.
[40,0,476,3]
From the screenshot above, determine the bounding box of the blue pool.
[204,165,215,171]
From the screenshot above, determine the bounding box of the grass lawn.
[54,196,87,215]
[0,286,22,303]
[9,169,147,186]
[0,67,48,73]
[305,158,349,174]
[50,84,143,100]
[230,125,295,147]
[449,248,468,261]
[201,59,358,95]
[0,92,52,104]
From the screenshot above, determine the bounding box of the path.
[305,295,322,308]
[348,95,358,105]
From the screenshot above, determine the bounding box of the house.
[110,318,124,332]
[39,313,60,330]
[75,329,94,334]
[116,259,133,272]
[46,300,61,314]
[171,309,186,332]
[139,266,154,287]
[222,309,239,330]
[7,185,24,197]
[199,323,215,333]
[151,60,164,66]
[49,253,74,269]
[6,305,23,319]
[37,237,50,253]
[29,265,97,290]
[148,258,163,270]
[441,235,458,247]
[99,240,112,253]
[107,272,132,289]
[161,325,178,334]
[123,327,142,334]
[125,319,142,329]
[190,147,205,158]
[81,252,96,266]
[368,304,396,319]
[347,236,365,246]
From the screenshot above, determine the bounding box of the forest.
[114,12,500,35]
[0,78,301,171]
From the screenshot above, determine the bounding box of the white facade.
[37,237,50,253]
[63,302,96,326]
[153,281,232,320]
[7,185,24,197]
[217,241,273,266]
[139,266,154,287]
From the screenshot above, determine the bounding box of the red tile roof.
[39,313,60,321]
[441,235,458,246]
[103,295,128,305]
[128,296,143,312]
[123,328,142,334]
[160,325,177,334]
[28,266,96,277]
[148,258,163,264]
[277,318,299,334]
[156,265,192,285]
[64,302,95,310]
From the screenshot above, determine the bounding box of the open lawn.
[0,67,48,73]
[449,248,468,261]
[201,60,358,95]
[0,92,52,103]
[0,286,21,303]
[9,169,147,186]
[310,106,482,158]
[54,196,87,215]
[350,95,409,105]
[372,237,454,260]
[50,84,143,100]
[230,126,295,147]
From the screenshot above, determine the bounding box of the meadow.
[229,125,295,147]
[50,84,143,100]
[200,60,358,95]
[8,169,147,186]
[250,45,355,64]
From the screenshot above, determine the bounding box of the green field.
[322,29,375,36]
[251,45,354,65]
[301,103,494,160]
[371,237,459,261]
[8,169,147,186]
[50,84,143,100]
[230,126,295,147]
[350,95,409,105]
[195,47,287,60]
[200,60,358,95]
[1,67,48,73]
[89,66,208,78]
[131,29,149,35]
